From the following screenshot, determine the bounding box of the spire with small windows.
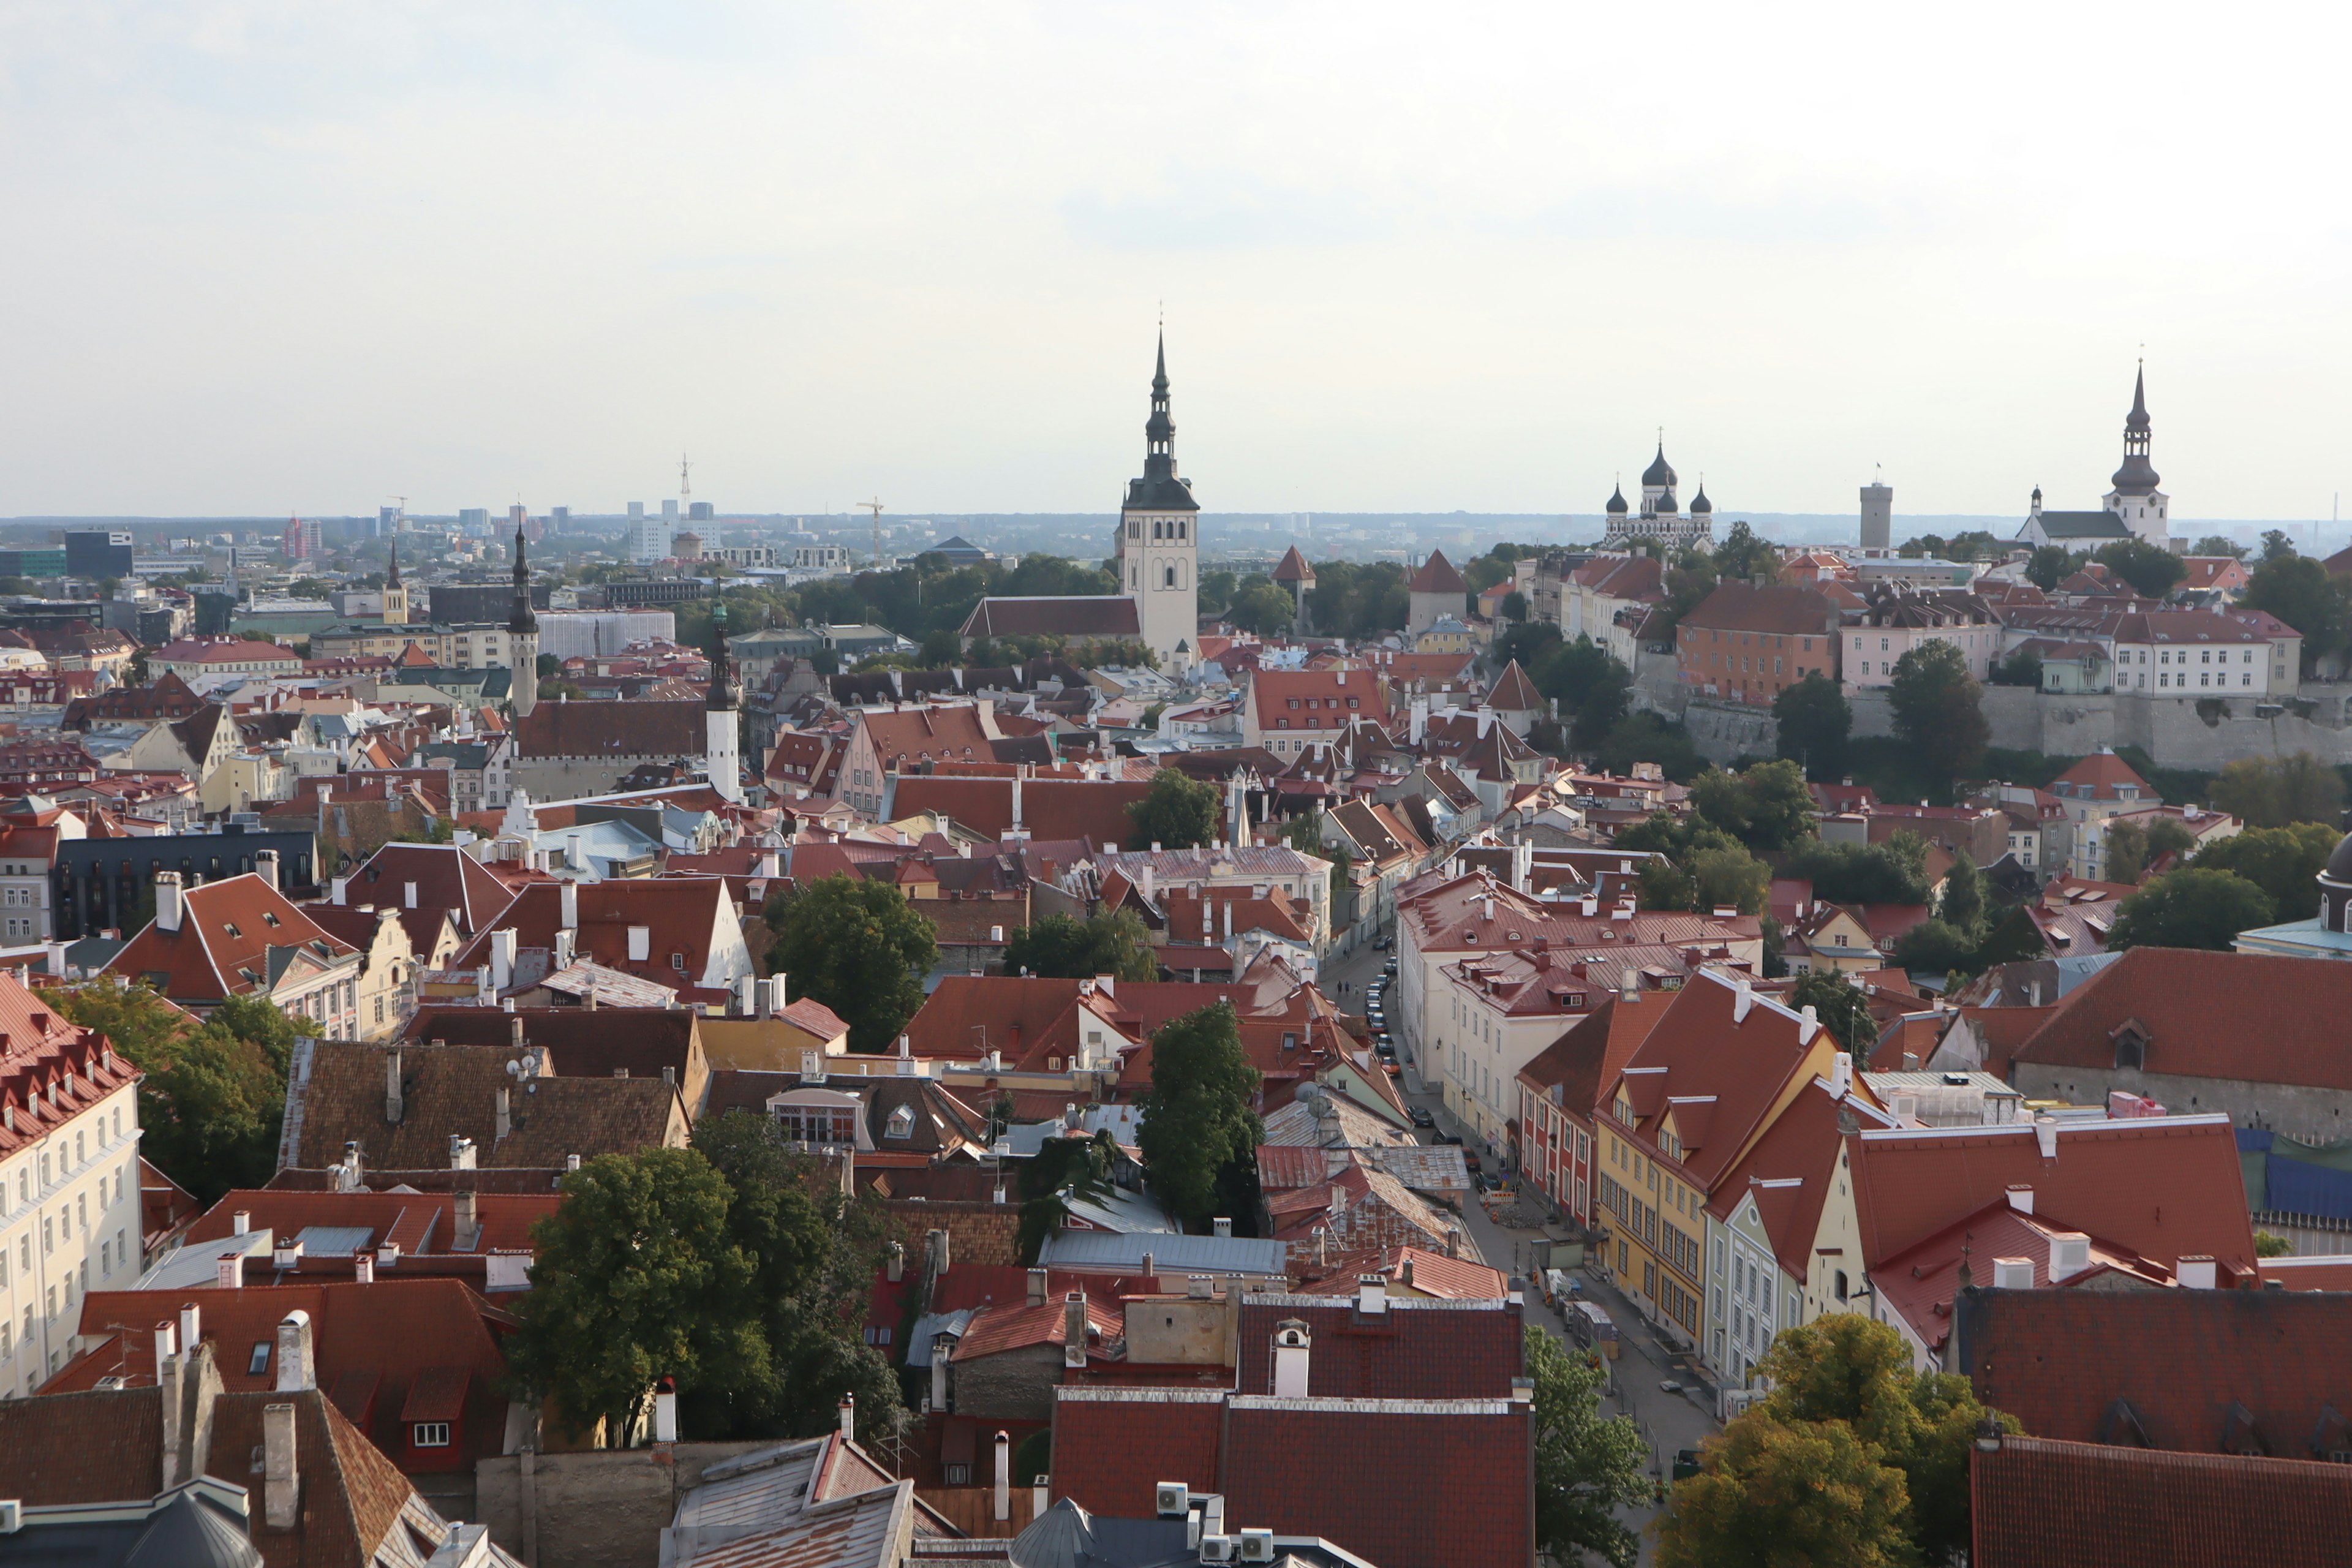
[706,600,734,712]
[508,527,537,635]
[2111,364,2160,496]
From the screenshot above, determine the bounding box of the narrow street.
[1330,933,1722,1562]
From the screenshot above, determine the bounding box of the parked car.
[1462,1151,1483,1174]
[1434,1132,1463,1145]
[1383,959,1398,975]
[1382,1061,1402,1079]
[1409,1106,1436,1128]
[1375,937,1392,950]
[1375,1042,1396,1061]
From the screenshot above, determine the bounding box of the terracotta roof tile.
[2012,948,2352,1090]
[1970,1435,2352,1567]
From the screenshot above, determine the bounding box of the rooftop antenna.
[858,499,886,570]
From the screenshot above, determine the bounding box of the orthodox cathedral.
[1602,443,1716,549]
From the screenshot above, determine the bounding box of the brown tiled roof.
[1680,582,1838,636]
[0,972,134,1162]
[1406,551,1467,594]
[1515,990,1670,1122]
[399,1003,700,1081]
[208,1389,426,1568]
[0,1385,165,1502]
[337,841,519,935]
[290,1039,686,1169]
[447,876,737,993]
[1970,1435,2352,1567]
[1483,660,1542,712]
[1957,1289,2352,1460]
[887,774,1154,848]
[513,699,707,759]
[2011,948,2352,1090]
[181,1186,559,1255]
[953,1295,1121,1362]
[900,976,1126,1069]
[1270,546,1316,584]
[1292,1246,1507,1300]
[957,597,1141,639]
[2050,749,2153,801]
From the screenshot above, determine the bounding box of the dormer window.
[2113,1024,2148,1072]
[222,923,241,938]
[886,1104,916,1139]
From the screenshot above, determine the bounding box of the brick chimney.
[1063,1292,1088,1370]
[274,1310,315,1392]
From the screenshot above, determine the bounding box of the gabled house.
[105,868,364,1036]
[445,876,753,1009]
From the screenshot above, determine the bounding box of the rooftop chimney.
[217,1252,244,1290]
[155,872,183,934]
[2177,1255,2218,1289]
[1213,1216,1233,1238]
[1063,1292,1088,1369]
[355,1253,374,1285]
[839,1392,856,1444]
[158,1349,183,1488]
[886,1241,905,1284]
[330,876,348,905]
[1829,1051,1852,1099]
[559,880,579,933]
[993,1430,1012,1522]
[490,929,516,994]
[2034,1115,2059,1160]
[654,1377,678,1442]
[179,1302,200,1358]
[1272,1319,1312,1398]
[495,1087,511,1143]
[455,1188,479,1245]
[152,1320,176,1371]
[1027,1268,1048,1308]
[2005,1184,2035,1215]
[1992,1257,2034,1291]
[233,1209,252,1235]
[274,1310,315,1392]
[449,1134,477,1170]
[1357,1274,1389,1316]
[255,850,279,892]
[262,1401,300,1531]
[386,1049,403,1124]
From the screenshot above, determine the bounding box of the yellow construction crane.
[856,499,886,570]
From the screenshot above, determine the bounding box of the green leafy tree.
[764,875,938,1051]
[1126,767,1221,850]
[1227,579,1299,635]
[210,993,300,1076]
[1784,836,1934,908]
[1774,673,1851,780]
[1990,646,2044,688]
[2024,545,2082,592]
[1889,918,1977,982]
[1593,711,1703,782]
[2192,822,2341,912]
[2209,752,2346,827]
[2245,556,2346,674]
[506,1148,766,1443]
[918,628,962,666]
[1711,519,1778,583]
[690,1112,908,1440]
[1687,845,1773,916]
[1658,1412,1912,1568]
[1887,641,1989,783]
[1789,970,1879,1055]
[2092,537,2188,599]
[2108,867,2277,950]
[1525,1327,1648,1568]
[1134,1002,1262,1228]
[2191,535,2247,560]
[1939,850,1985,939]
[2256,1230,2293,1257]
[2261,528,2299,564]
[1005,910,1157,982]
[1689,758,1818,853]
[1500,590,1528,620]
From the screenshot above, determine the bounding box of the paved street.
[1333,933,1721,1561]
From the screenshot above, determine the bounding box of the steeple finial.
[385,534,400,588]
[510,522,538,635]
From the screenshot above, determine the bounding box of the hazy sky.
[5,2,2349,521]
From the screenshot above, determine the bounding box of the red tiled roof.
[102,872,357,1004]
[2050,749,2153,801]
[1270,546,1316,584]
[1600,971,1830,1191]
[952,1294,1122,1362]
[1248,668,1392,733]
[1406,551,1467,594]
[888,774,1153,849]
[1233,1297,1523,1398]
[1970,1435,2352,1568]
[959,597,1141,639]
[337,841,519,935]
[1850,1114,2258,1280]
[182,1186,558,1256]
[2011,947,2352,1090]
[513,699,707,759]
[1484,660,1542,712]
[1679,582,1838,636]
[447,876,737,992]
[1958,1288,2352,1458]
[1050,1389,1226,1519]
[1292,1246,1507,1300]
[900,976,1128,1069]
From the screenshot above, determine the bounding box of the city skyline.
[3,6,2348,519]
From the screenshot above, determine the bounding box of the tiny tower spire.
[703,599,741,804]
[380,535,409,627]
[508,523,540,719]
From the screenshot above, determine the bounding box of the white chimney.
[155,872,183,933]
[1028,1267,1048,1308]
[2006,1184,2035,1215]
[179,1303,200,1357]
[153,1320,177,1369]
[2034,1115,2059,1159]
[559,880,579,933]
[274,1310,315,1392]
[886,1242,905,1284]
[217,1252,244,1289]
[404,880,418,910]
[233,1209,252,1235]
[1064,1292,1089,1369]
[839,1393,856,1444]
[355,1254,374,1285]
[255,850,279,892]
[2047,1232,2091,1281]
[654,1379,679,1442]
[331,877,348,905]
[496,1087,511,1142]
[1829,1052,1852,1099]
[1272,1320,1312,1398]
[449,1134,477,1170]
[1733,973,1754,1023]
[628,925,650,962]
[993,1430,1012,1522]
[1992,1257,2034,1291]
[1357,1274,1389,1315]
[1213,1216,1233,1238]
[262,1401,300,1531]
[490,929,516,994]
[2177,1255,2218,1289]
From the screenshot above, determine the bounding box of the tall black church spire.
[1125,330,1199,513]
[705,600,734,712]
[509,526,538,634]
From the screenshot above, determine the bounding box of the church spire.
[705,599,734,712]
[2111,363,2160,495]
[1143,329,1177,483]
[508,524,538,634]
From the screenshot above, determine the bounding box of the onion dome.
[1605,484,1629,515]
[1642,443,1677,489]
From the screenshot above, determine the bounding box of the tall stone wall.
[475,1441,773,1568]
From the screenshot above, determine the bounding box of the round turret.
[2320,829,2352,932]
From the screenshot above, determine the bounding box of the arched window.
[1152,520,1163,540]
[1164,565,1178,589]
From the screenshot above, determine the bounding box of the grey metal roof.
[905,1309,974,1368]
[2026,510,2132,540]
[1038,1230,1286,1276]
[293,1225,375,1256]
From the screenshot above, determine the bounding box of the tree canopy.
[1773,673,1852,780]
[1789,970,1879,1055]
[1658,1314,2018,1568]
[1134,1001,1263,1229]
[2208,752,2346,828]
[1005,909,1157,982]
[2191,821,2341,913]
[1688,758,1818,853]
[1782,833,1933,908]
[2244,556,2346,674]
[2107,866,2277,950]
[1126,767,1221,851]
[763,874,938,1051]
[1887,641,1989,783]
[1525,1327,1648,1568]
[2091,537,2188,599]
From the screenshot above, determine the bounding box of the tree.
[2261,528,2299,564]
[1990,646,2043,688]
[2102,818,2153,884]
[1774,673,1851,780]
[506,1148,766,1443]
[918,628,961,666]
[1126,767,1221,851]
[2192,822,2340,913]
[1712,519,1779,584]
[211,993,300,1076]
[2024,545,2081,592]
[1887,641,1989,783]
[764,875,938,1051]
[1525,1327,1648,1568]
[1789,970,1879,1055]
[1004,910,1157,982]
[690,1112,908,1440]
[1890,918,1977,981]
[1134,1002,1262,1228]
[1784,837,1934,908]
[2108,867,2277,950]
[2192,535,2248,560]
[1593,712,1704,782]
[2092,537,2188,599]
[1227,579,1298,635]
[1500,590,1528,621]
[2209,752,2346,828]
[1687,845,1772,916]
[1939,851,1986,939]
[1689,758,1817,853]
[2245,556,2347,675]
[2256,1230,2293,1257]
[1661,1314,2019,1568]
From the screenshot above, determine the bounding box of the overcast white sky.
[4,2,2348,521]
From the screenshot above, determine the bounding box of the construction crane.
[856,499,886,570]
